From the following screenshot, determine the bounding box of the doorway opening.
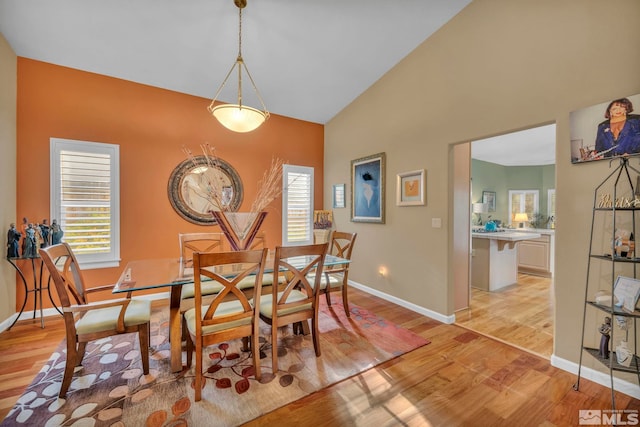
[455,123,556,359]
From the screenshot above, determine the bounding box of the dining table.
[112,253,351,373]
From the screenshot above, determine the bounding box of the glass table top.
[113,254,350,294]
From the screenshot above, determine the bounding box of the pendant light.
[207,0,269,133]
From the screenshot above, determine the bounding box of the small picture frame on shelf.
[613,275,640,313]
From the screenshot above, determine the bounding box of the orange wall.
[16,58,324,308]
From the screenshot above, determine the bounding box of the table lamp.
[514,212,529,228]
[472,203,489,225]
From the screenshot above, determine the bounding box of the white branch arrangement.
[183,144,284,215]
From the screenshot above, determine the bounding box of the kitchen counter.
[472,230,542,242]
[471,230,542,291]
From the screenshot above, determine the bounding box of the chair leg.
[194,338,202,402]
[59,342,78,398]
[325,288,332,306]
[271,323,278,374]
[251,332,261,381]
[185,332,193,369]
[138,323,150,375]
[74,342,87,366]
[311,315,321,357]
[341,283,350,318]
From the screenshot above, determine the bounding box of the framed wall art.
[351,152,385,223]
[570,93,640,163]
[167,155,243,225]
[482,190,496,212]
[333,183,345,208]
[396,169,426,206]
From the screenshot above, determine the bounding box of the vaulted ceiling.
[0,0,471,124]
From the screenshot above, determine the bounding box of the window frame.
[282,164,314,246]
[547,188,556,219]
[508,189,539,226]
[50,138,121,269]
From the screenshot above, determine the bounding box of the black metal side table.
[5,256,61,329]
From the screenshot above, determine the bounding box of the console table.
[5,256,60,329]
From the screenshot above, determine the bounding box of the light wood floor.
[1,287,636,426]
[456,273,554,359]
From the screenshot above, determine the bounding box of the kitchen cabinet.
[518,234,551,276]
[516,229,554,277]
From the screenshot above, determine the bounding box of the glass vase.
[210,211,268,251]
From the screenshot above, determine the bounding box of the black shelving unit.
[574,157,640,415]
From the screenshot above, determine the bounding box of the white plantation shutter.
[51,138,120,268]
[508,189,539,226]
[282,165,314,246]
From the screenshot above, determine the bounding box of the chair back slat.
[40,242,89,308]
[325,231,357,274]
[330,231,357,259]
[179,233,225,267]
[193,249,268,333]
[273,243,328,309]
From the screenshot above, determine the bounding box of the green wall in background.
[472,159,555,225]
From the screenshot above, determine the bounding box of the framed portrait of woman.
[570,93,640,163]
[351,152,385,223]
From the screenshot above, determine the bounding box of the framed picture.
[614,276,640,313]
[482,191,496,212]
[396,169,426,206]
[333,184,345,208]
[570,93,640,163]
[351,152,385,223]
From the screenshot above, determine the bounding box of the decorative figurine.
[20,217,28,255]
[7,223,21,258]
[598,316,612,359]
[39,219,50,248]
[51,219,64,245]
[23,223,38,258]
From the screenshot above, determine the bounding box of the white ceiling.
[471,124,557,166]
[0,0,471,125]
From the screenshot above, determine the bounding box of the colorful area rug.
[1,300,429,426]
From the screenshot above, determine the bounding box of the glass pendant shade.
[209,104,267,133]
[208,0,268,133]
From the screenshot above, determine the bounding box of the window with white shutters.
[508,189,539,226]
[282,165,314,246]
[50,138,120,269]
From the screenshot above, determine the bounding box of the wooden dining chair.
[39,243,151,398]
[184,248,268,401]
[319,231,357,317]
[258,243,328,373]
[236,231,277,290]
[178,232,227,302]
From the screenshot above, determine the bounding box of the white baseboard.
[551,354,640,399]
[348,280,456,324]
